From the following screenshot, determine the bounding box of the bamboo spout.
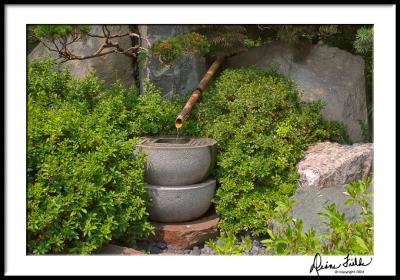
[175,56,225,128]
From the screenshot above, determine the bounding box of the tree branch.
[40,39,58,52]
[39,25,144,63]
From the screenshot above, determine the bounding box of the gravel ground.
[133,233,271,256]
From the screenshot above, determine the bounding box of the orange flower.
[160,42,171,49]
[193,32,201,42]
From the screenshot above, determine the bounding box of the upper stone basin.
[137,136,217,186]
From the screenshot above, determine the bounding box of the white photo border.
[5,4,396,276]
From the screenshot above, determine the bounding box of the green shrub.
[353,27,373,56]
[180,67,348,235]
[205,232,253,255]
[27,59,162,254]
[243,38,262,48]
[149,32,210,64]
[128,81,183,136]
[262,177,373,255]
[33,25,91,40]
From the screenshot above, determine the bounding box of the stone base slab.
[96,244,146,255]
[149,211,219,250]
[96,244,176,256]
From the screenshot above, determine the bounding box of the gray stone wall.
[138,25,207,98]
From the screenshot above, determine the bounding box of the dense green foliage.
[262,177,373,255]
[179,67,348,235]
[148,32,210,64]
[206,232,253,255]
[33,24,91,40]
[192,25,249,56]
[243,38,263,49]
[27,59,161,254]
[353,27,374,56]
[206,177,373,255]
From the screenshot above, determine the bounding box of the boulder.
[289,182,373,236]
[138,24,207,98]
[28,25,135,89]
[226,42,368,143]
[297,142,373,190]
[284,141,374,235]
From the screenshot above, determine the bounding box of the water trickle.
[176,128,180,142]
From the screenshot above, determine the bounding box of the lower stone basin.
[145,178,216,223]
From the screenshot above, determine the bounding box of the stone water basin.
[137,136,217,186]
[145,178,216,223]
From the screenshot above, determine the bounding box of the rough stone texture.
[282,141,374,236]
[149,212,219,250]
[138,24,207,97]
[97,244,178,256]
[137,137,217,186]
[28,25,135,89]
[145,178,216,223]
[288,182,373,236]
[190,246,201,255]
[297,142,373,190]
[96,244,146,255]
[226,42,368,143]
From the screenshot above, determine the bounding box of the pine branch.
[39,25,141,63]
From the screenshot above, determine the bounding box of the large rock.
[28,25,135,89]
[288,182,373,236]
[285,141,374,236]
[226,42,368,143]
[138,24,207,98]
[297,142,373,190]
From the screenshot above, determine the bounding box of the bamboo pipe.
[175,56,225,129]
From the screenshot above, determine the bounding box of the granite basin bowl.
[145,178,216,223]
[137,136,217,186]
